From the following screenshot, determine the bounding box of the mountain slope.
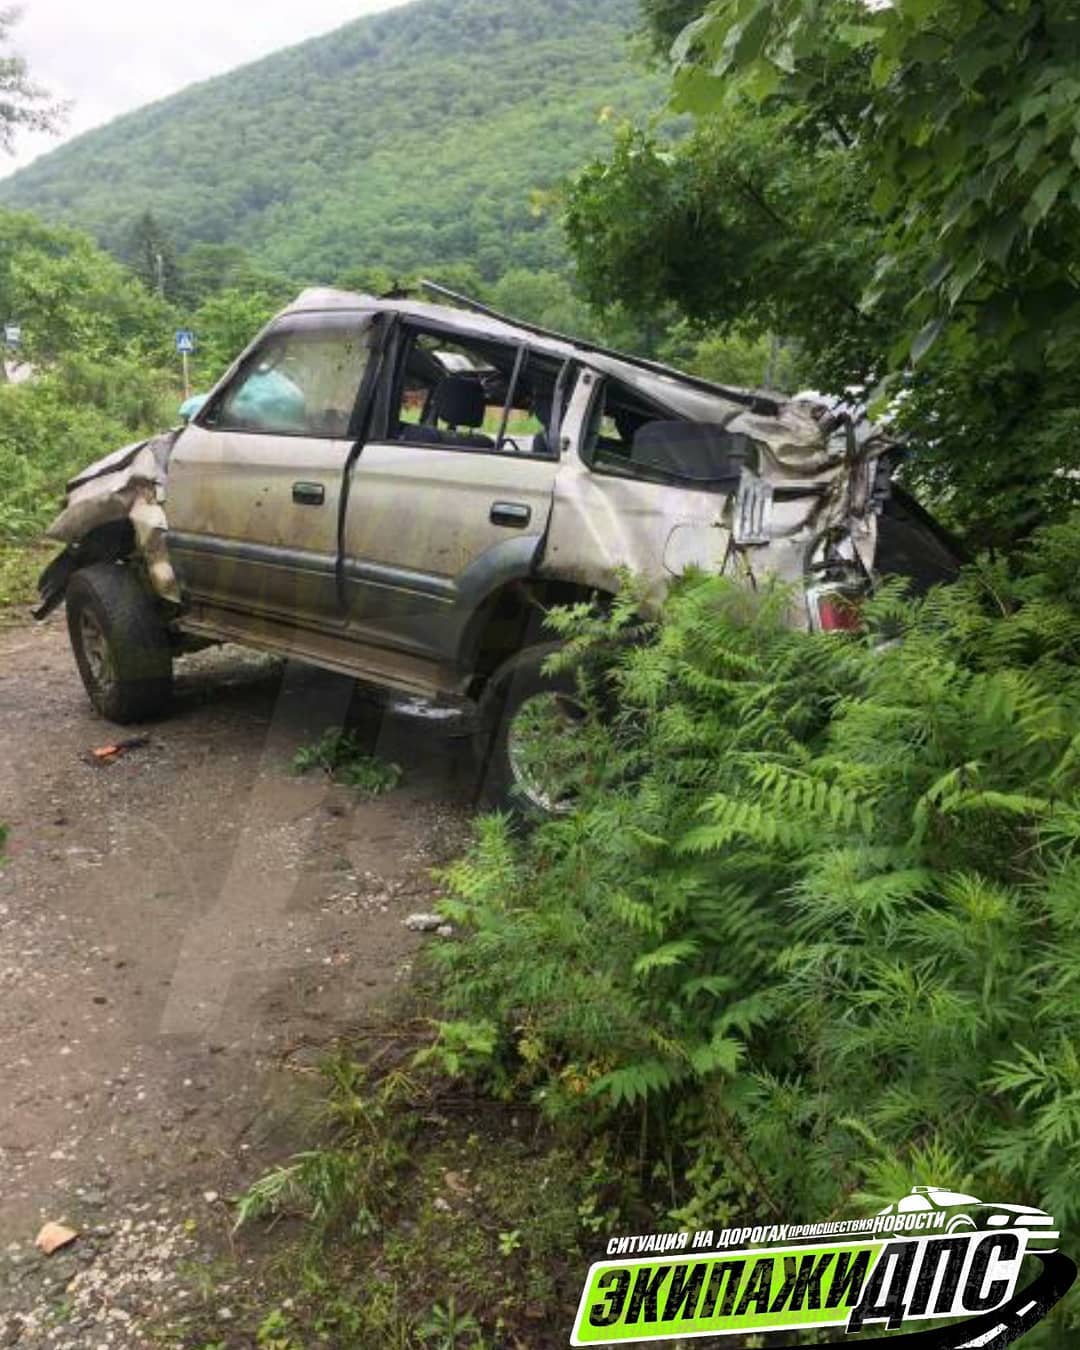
[0,0,663,281]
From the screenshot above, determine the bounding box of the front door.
[167,312,378,629]
[340,326,566,662]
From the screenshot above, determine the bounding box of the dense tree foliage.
[0,211,172,368]
[123,210,182,301]
[565,0,1080,546]
[0,211,175,537]
[672,0,1080,372]
[0,0,663,284]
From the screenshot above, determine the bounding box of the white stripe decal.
[959,1324,1008,1348]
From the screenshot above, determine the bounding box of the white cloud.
[1,0,404,176]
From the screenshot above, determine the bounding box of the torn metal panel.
[733,469,775,546]
[541,377,892,621]
[45,430,182,604]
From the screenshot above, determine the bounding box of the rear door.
[167,312,378,628]
[340,325,567,662]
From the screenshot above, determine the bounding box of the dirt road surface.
[0,613,473,1344]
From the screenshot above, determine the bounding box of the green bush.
[0,354,174,540]
[292,730,402,796]
[431,518,1080,1341]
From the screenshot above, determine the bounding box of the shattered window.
[209,323,375,438]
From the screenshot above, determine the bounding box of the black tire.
[474,642,589,821]
[65,563,173,723]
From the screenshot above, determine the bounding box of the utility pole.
[155,250,165,298]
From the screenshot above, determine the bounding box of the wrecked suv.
[36,285,958,814]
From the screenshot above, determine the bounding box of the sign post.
[4,323,21,350]
[175,330,195,399]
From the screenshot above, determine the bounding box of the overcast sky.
[1,0,404,177]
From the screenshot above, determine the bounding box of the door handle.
[490,501,531,528]
[292,482,325,506]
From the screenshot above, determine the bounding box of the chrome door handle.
[292,482,325,506]
[490,501,531,528]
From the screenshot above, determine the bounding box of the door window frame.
[376,320,573,463]
[196,310,384,442]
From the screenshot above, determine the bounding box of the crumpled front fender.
[36,428,183,617]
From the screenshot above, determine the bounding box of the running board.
[177,604,468,701]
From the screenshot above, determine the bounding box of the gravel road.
[0,614,473,1345]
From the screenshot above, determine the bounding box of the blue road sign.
[175,330,195,354]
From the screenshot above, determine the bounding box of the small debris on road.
[87,735,152,765]
[34,1221,77,1255]
[404,913,444,932]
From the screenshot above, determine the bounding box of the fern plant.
[428,514,1080,1343]
[292,729,401,795]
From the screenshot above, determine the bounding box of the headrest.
[631,421,757,483]
[434,375,486,429]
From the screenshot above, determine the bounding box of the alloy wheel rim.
[79,609,114,693]
[505,691,586,815]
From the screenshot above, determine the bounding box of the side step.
[177,603,468,702]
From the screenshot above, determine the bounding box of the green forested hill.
[0,0,663,282]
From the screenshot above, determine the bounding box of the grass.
[215,1001,634,1349]
[0,540,55,620]
[292,730,402,795]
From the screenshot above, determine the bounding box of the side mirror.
[179,393,208,424]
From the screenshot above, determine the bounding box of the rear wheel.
[474,643,590,821]
[66,563,173,723]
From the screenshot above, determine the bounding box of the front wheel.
[66,563,173,723]
[474,643,591,821]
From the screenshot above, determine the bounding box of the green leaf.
[671,13,712,65]
[870,177,899,214]
[835,23,883,48]
[1016,126,1047,175]
[1019,92,1050,127]
[1023,163,1073,233]
[911,315,945,364]
[633,939,701,976]
[743,58,782,101]
[728,4,773,72]
[926,255,954,289]
[688,1035,742,1076]
[671,65,728,117]
[871,49,899,88]
[946,256,984,309]
[983,211,1022,268]
[896,0,938,22]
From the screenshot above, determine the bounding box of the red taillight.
[811,589,864,632]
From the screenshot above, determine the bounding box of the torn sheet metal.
[46,430,182,604]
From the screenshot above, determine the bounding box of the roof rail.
[418,279,780,416]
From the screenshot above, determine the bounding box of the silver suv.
[35,285,958,814]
